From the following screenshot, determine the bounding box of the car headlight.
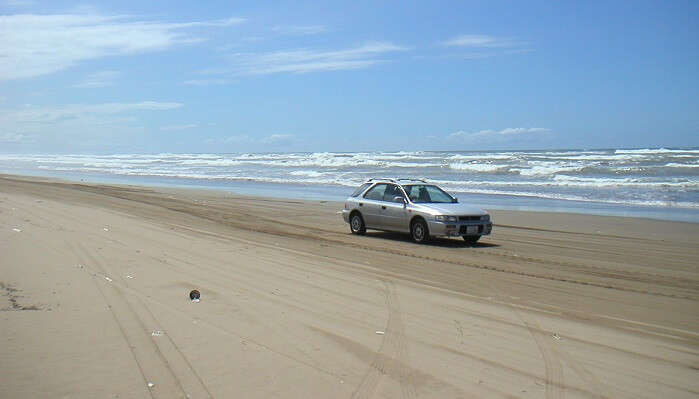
[435,215,457,222]
[481,214,490,221]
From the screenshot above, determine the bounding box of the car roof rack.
[365,178,427,184]
[395,178,427,183]
[366,177,396,182]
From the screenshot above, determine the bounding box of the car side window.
[351,183,371,197]
[405,185,430,202]
[364,184,387,201]
[404,185,419,202]
[404,184,452,203]
[383,184,405,202]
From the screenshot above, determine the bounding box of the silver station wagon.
[341,178,492,244]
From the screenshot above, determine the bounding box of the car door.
[361,184,388,229]
[381,184,410,232]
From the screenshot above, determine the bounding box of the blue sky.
[1,0,697,153]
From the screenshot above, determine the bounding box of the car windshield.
[403,184,454,203]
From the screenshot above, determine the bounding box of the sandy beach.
[1,174,697,398]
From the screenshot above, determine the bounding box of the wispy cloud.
[443,34,523,48]
[183,78,234,86]
[1,101,182,124]
[0,132,33,143]
[0,14,245,81]
[260,133,295,144]
[449,127,550,139]
[73,70,121,88]
[271,25,327,35]
[0,101,183,149]
[2,0,35,6]
[205,135,251,144]
[160,123,198,131]
[205,133,295,146]
[209,42,408,76]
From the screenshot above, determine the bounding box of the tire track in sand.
[522,316,566,399]
[71,242,206,399]
[493,286,612,399]
[352,280,417,399]
[67,243,347,389]
[488,284,565,399]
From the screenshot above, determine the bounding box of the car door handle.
[381,205,386,210]
[359,203,363,207]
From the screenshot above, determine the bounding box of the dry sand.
[1,174,697,398]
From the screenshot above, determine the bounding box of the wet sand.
[1,174,697,398]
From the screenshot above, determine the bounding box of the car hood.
[412,202,487,216]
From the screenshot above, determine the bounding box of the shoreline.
[2,170,698,223]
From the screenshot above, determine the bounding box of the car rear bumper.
[428,221,492,237]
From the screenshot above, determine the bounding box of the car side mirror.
[452,197,458,203]
[394,196,406,204]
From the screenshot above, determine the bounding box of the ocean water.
[1,148,698,222]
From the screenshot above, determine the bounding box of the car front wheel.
[411,219,430,243]
[350,213,366,235]
[463,235,481,244]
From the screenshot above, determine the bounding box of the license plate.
[466,225,479,234]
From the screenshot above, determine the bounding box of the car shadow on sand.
[365,231,500,248]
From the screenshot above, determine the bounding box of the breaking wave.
[1,147,697,209]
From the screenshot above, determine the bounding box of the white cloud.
[443,35,522,48]
[211,42,408,76]
[73,70,120,88]
[449,127,550,139]
[498,127,549,135]
[260,134,295,144]
[0,14,245,81]
[160,123,198,131]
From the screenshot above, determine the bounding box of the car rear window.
[351,183,371,197]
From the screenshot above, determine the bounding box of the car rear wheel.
[463,235,481,244]
[350,213,366,235]
[411,219,430,243]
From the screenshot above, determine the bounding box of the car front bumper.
[428,220,493,237]
[341,209,350,223]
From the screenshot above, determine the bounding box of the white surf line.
[163,222,699,341]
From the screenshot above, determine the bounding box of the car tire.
[463,235,481,244]
[350,213,366,235]
[411,218,430,243]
